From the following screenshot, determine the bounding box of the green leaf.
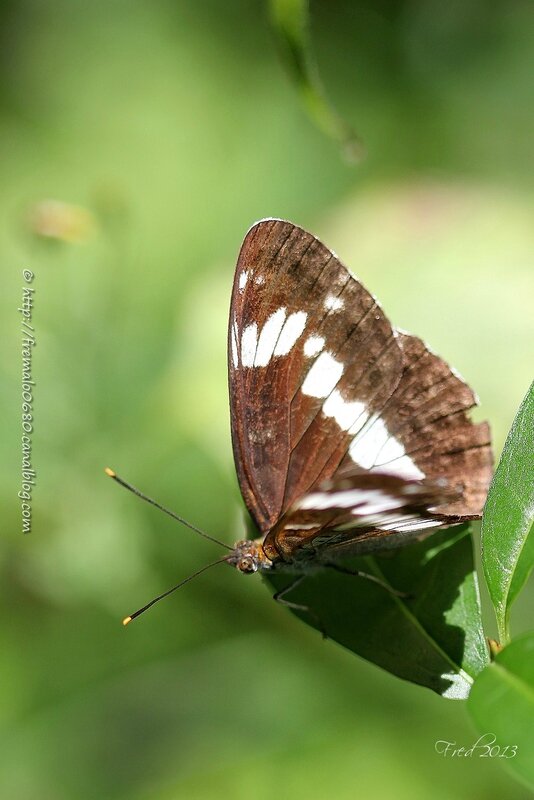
[263,525,488,698]
[467,633,534,791]
[269,0,363,160]
[482,381,534,644]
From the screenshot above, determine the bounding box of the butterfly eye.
[237,556,257,574]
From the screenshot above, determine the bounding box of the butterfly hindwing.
[262,468,459,561]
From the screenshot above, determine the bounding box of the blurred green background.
[1,1,533,798]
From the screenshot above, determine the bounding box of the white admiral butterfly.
[109,219,493,624]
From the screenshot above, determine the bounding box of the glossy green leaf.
[468,633,534,791]
[264,525,488,699]
[482,381,534,644]
[269,0,363,160]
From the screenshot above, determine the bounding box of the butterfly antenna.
[122,556,230,626]
[104,467,233,551]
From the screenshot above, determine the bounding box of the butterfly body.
[226,536,360,578]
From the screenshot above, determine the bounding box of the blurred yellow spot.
[29,199,96,243]
[122,616,132,626]
[104,467,116,478]
[488,638,503,658]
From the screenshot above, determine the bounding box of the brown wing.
[228,219,404,533]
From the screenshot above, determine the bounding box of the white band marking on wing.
[324,295,344,311]
[349,416,424,480]
[241,322,258,367]
[301,351,344,398]
[322,390,366,431]
[231,321,239,368]
[254,307,287,367]
[238,270,249,292]
[303,335,325,358]
[297,488,400,513]
[274,311,308,356]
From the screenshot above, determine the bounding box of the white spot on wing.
[273,311,307,356]
[231,321,238,368]
[303,335,325,357]
[298,488,400,513]
[301,352,344,398]
[349,416,424,480]
[241,322,258,367]
[255,274,265,286]
[238,270,249,292]
[384,518,441,533]
[324,295,344,312]
[348,410,370,438]
[381,455,425,481]
[349,417,388,467]
[333,513,441,533]
[254,307,287,367]
[378,434,408,464]
[322,390,366,431]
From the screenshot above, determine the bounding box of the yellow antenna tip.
[105,467,116,478]
[122,616,132,626]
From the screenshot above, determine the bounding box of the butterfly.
[225,220,492,594]
[111,218,493,625]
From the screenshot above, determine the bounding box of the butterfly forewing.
[229,219,406,533]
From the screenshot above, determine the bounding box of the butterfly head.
[227,539,272,574]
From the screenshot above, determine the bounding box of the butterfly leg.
[322,562,411,599]
[273,576,328,639]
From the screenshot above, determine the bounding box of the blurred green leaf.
[482,381,534,644]
[264,525,488,699]
[269,0,363,160]
[467,632,534,791]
